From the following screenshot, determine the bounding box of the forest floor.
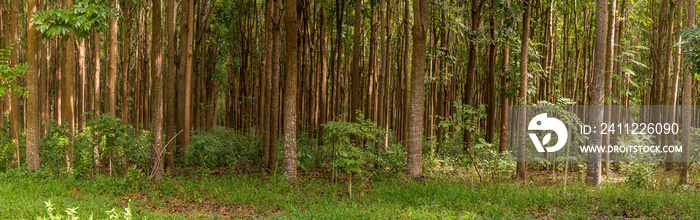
[2,168,700,219]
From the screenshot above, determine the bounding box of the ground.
[2,168,699,219]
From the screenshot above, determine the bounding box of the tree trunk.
[107,0,118,116]
[150,0,164,179]
[62,0,75,171]
[603,0,617,176]
[178,0,195,156]
[515,0,531,181]
[587,0,608,186]
[26,0,41,170]
[680,0,695,185]
[164,0,177,171]
[350,0,362,122]
[283,0,298,180]
[406,0,427,177]
[10,0,20,167]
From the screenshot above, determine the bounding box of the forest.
[1,0,700,218]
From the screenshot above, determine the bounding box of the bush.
[40,114,150,177]
[186,126,262,172]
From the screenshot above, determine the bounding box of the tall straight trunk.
[121,4,131,124]
[463,0,483,151]
[178,0,195,154]
[662,0,675,171]
[107,0,118,116]
[150,0,164,179]
[587,0,608,186]
[406,0,427,177]
[380,0,391,142]
[485,0,497,143]
[603,0,616,176]
[27,0,41,170]
[666,0,682,171]
[92,31,101,116]
[62,0,75,170]
[10,0,20,167]
[164,0,176,171]
[350,0,362,122]
[263,0,273,168]
[499,46,511,153]
[515,0,530,181]
[318,1,328,146]
[269,0,282,170]
[283,0,298,180]
[680,0,695,184]
[77,41,86,128]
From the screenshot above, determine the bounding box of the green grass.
[1,169,699,219]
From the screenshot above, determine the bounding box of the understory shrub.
[186,126,262,172]
[40,114,150,177]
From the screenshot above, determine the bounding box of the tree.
[150,0,164,179]
[282,0,298,180]
[680,0,695,184]
[26,0,41,170]
[164,0,176,171]
[106,0,117,116]
[587,0,608,186]
[178,0,195,155]
[406,0,428,177]
[350,0,362,123]
[10,0,20,167]
[515,0,531,181]
[62,0,76,170]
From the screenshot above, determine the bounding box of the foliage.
[35,200,132,220]
[322,113,405,178]
[186,126,262,172]
[31,0,118,40]
[621,162,657,189]
[39,114,150,176]
[0,46,27,98]
[680,25,700,79]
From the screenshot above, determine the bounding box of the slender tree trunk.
[269,0,282,171]
[150,0,164,179]
[10,0,20,167]
[587,0,608,186]
[283,0,298,180]
[318,1,328,146]
[164,0,176,171]
[350,0,362,122]
[406,0,427,177]
[515,0,531,181]
[62,0,75,171]
[485,0,497,144]
[603,0,616,176]
[178,0,195,156]
[26,0,41,170]
[107,0,118,116]
[680,0,695,184]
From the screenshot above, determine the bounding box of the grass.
[2,168,700,219]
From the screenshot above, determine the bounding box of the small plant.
[621,162,656,188]
[36,200,132,220]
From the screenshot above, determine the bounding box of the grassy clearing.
[2,169,699,219]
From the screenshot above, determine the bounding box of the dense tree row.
[0,0,698,183]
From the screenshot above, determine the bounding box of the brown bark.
[680,0,695,184]
[406,0,428,177]
[178,0,195,154]
[10,0,20,167]
[150,0,164,179]
[62,0,75,170]
[515,0,530,181]
[350,0,362,122]
[165,0,177,171]
[27,0,41,170]
[603,0,617,176]
[587,0,608,186]
[107,0,118,116]
[283,0,298,180]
